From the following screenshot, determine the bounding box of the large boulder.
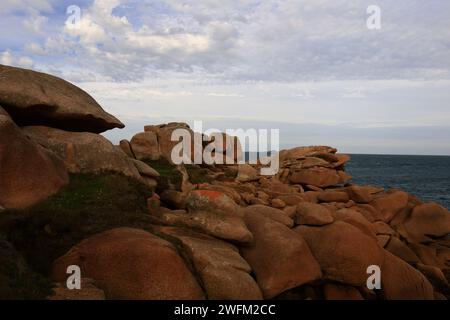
[290,167,351,188]
[51,228,204,300]
[144,122,203,163]
[346,185,375,204]
[244,205,294,227]
[380,250,434,300]
[296,221,383,286]
[22,126,142,180]
[154,209,253,244]
[370,190,409,222]
[0,64,124,133]
[295,202,334,226]
[402,203,450,243]
[186,190,240,217]
[130,131,161,161]
[0,107,69,209]
[241,212,322,299]
[384,236,421,264]
[155,227,262,300]
[236,164,260,182]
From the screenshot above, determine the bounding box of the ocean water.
[346,154,450,210]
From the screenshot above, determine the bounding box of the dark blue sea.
[346,154,450,210]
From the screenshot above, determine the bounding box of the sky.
[1,0,450,155]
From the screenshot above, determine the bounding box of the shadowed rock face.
[0,64,124,133]
[0,107,69,209]
[51,228,205,300]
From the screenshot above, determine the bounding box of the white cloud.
[0,50,34,68]
[0,51,14,65]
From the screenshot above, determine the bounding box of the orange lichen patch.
[191,190,224,200]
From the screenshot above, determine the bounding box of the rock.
[156,209,253,244]
[332,209,376,238]
[0,64,124,133]
[317,190,350,203]
[377,235,391,248]
[236,164,259,182]
[210,132,243,162]
[186,190,240,216]
[298,157,333,169]
[323,283,364,300]
[385,236,421,264]
[296,221,383,286]
[415,263,449,294]
[279,146,337,161]
[249,197,269,206]
[271,198,286,208]
[155,227,262,300]
[351,204,379,222]
[160,190,186,209]
[23,126,141,180]
[130,131,161,161]
[346,185,374,204]
[372,221,397,236]
[295,202,334,226]
[306,185,323,192]
[308,152,339,163]
[241,213,322,299]
[197,183,242,204]
[380,250,434,300]
[147,194,161,215]
[370,190,409,222]
[332,154,351,168]
[49,278,105,300]
[256,191,270,201]
[145,122,201,163]
[0,108,69,209]
[131,159,160,178]
[409,243,443,269]
[52,228,204,300]
[283,205,297,218]
[434,291,448,300]
[402,203,450,243]
[244,205,294,227]
[119,139,135,158]
[141,177,158,189]
[290,167,351,188]
[276,194,305,206]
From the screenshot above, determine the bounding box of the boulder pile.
[1,65,449,300]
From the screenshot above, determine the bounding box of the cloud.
[3,0,449,83]
[2,0,450,155]
[0,50,34,68]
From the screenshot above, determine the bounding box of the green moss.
[185,165,214,184]
[143,159,183,192]
[0,173,154,277]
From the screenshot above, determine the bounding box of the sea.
[346,154,450,210]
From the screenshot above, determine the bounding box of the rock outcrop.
[1,66,449,301]
[0,107,69,209]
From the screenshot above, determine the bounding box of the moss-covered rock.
[0,234,53,299]
[0,173,154,276]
